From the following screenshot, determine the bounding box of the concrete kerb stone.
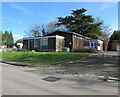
[0,59,33,67]
[0,59,52,67]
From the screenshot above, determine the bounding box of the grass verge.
[1,51,90,63]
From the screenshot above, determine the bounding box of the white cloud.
[99,3,111,12]
[111,26,118,31]
[4,17,23,25]
[10,4,31,15]
[110,22,118,31]
[99,2,117,12]
[13,35,23,39]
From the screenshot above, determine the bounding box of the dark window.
[84,41,89,46]
[41,38,48,49]
[35,39,40,49]
[91,42,93,47]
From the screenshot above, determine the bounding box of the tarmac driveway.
[25,54,119,81]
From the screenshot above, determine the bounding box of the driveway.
[36,55,118,79]
[2,62,118,95]
[91,51,119,56]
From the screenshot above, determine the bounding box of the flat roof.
[84,39,103,42]
[23,35,65,40]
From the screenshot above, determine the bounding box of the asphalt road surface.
[2,63,118,95]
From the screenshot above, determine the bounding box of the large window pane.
[35,39,40,49]
[91,42,94,47]
[41,38,48,49]
[84,41,89,46]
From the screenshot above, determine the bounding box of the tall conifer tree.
[56,8,102,39]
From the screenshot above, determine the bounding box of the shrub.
[72,48,97,53]
[17,48,23,51]
[22,49,31,52]
[16,45,20,48]
[62,47,70,52]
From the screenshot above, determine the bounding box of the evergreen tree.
[9,31,14,48]
[0,30,2,45]
[56,8,102,39]
[2,31,14,48]
[110,30,120,40]
[108,30,120,51]
[2,31,8,47]
[41,25,46,36]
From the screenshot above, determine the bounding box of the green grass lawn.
[1,51,90,63]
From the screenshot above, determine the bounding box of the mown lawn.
[1,51,90,63]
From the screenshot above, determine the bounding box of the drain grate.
[42,76,62,82]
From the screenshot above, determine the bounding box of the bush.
[17,48,23,51]
[62,47,70,52]
[16,45,20,48]
[72,48,97,53]
[22,49,32,52]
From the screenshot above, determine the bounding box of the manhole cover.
[42,76,62,82]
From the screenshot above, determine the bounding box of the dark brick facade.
[103,39,109,51]
[73,37,84,49]
[45,31,73,50]
[45,31,84,50]
[23,40,28,50]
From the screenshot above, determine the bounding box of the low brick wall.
[103,39,109,51]
[0,48,18,52]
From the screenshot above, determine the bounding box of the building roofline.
[44,30,90,39]
[23,35,65,40]
[84,39,103,42]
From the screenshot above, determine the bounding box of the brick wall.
[73,37,84,49]
[103,39,109,51]
[45,31,73,50]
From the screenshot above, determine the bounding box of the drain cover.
[42,76,62,82]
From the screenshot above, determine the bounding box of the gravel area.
[24,55,119,81]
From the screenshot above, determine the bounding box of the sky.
[2,2,118,42]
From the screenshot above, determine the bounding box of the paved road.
[2,63,118,95]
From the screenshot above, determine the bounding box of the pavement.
[2,63,118,95]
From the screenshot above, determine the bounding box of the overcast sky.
[2,2,118,42]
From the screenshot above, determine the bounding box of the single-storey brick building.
[45,31,103,51]
[23,35,64,51]
[44,30,90,50]
[23,31,103,51]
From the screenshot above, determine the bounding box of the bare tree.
[46,21,57,33]
[45,20,67,33]
[25,20,67,37]
[95,17,112,40]
[31,24,41,37]
[26,24,41,37]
